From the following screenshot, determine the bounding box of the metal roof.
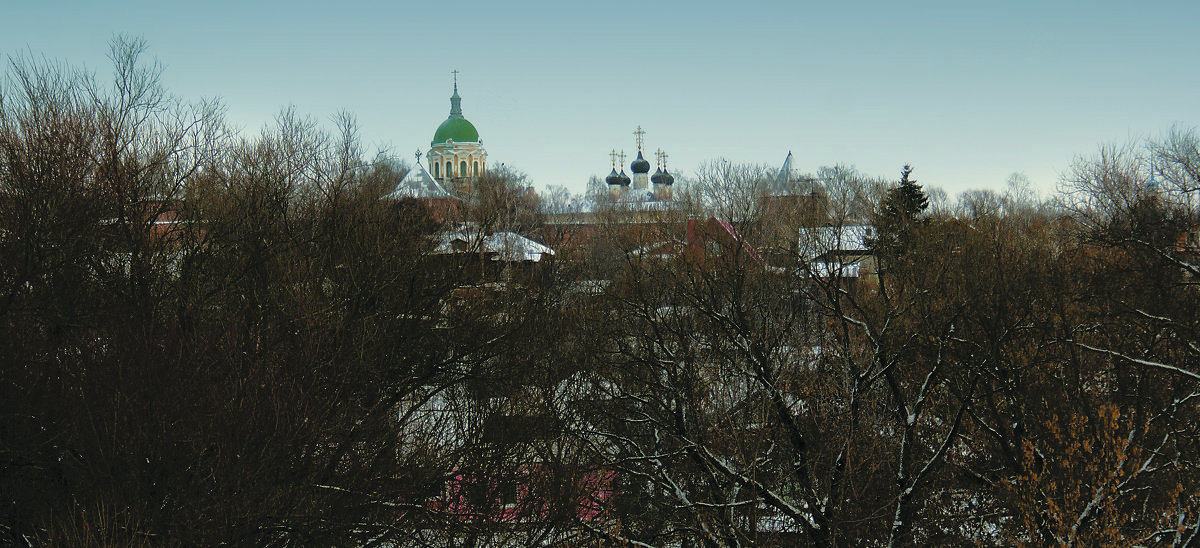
[797,224,873,262]
[435,230,555,262]
[383,162,453,200]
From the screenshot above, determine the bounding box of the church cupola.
[607,150,632,200]
[631,152,650,174]
[427,71,486,196]
[606,150,623,187]
[431,82,480,146]
[600,127,676,204]
[653,149,674,201]
[651,151,666,186]
[606,168,623,186]
[630,126,651,189]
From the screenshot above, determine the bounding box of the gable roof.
[435,230,556,262]
[383,162,452,200]
[797,224,873,262]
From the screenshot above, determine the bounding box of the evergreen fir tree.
[867,164,929,257]
[886,164,928,219]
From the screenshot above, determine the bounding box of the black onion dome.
[651,167,666,185]
[631,151,651,174]
[663,168,675,185]
[619,170,632,186]
[606,168,623,186]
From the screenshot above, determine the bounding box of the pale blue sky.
[4,1,1199,197]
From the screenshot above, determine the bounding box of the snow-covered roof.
[797,224,873,262]
[383,162,452,200]
[435,230,555,262]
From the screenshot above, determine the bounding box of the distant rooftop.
[383,162,452,200]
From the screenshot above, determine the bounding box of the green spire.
[449,70,463,118]
[432,73,480,145]
[449,82,463,119]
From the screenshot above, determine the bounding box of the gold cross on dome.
[633,126,645,151]
[618,150,627,167]
[609,149,619,169]
[451,69,459,86]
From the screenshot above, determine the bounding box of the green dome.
[432,117,479,145]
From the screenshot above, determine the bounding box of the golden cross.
[633,126,646,151]
[609,149,619,169]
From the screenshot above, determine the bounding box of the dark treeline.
[3,38,1200,547]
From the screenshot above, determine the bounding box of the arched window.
[445,162,452,177]
[473,161,479,176]
[460,161,467,177]
[433,162,439,178]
